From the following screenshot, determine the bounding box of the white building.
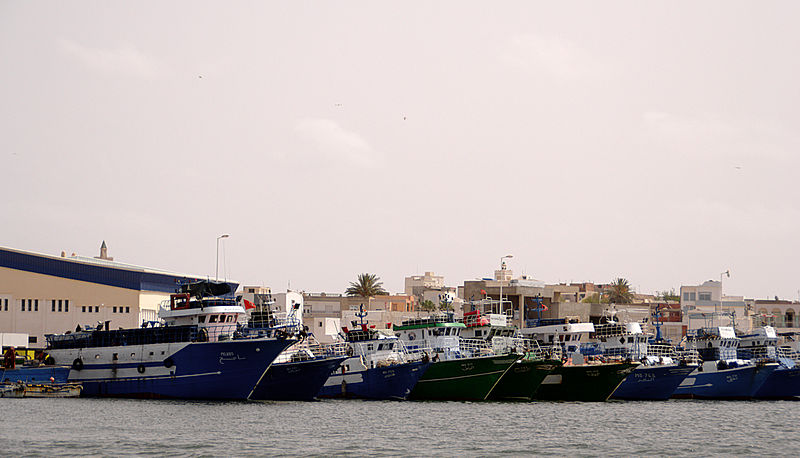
[680,280,750,331]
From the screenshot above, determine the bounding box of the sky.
[1,1,798,301]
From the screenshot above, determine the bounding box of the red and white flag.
[243,299,256,310]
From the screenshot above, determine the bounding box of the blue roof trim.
[0,248,238,294]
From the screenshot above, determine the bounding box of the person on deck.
[3,346,17,369]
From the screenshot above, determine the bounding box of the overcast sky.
[2,2,798,300]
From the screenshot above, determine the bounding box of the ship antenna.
[356,304,368,327]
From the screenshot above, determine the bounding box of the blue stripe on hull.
[0,366,71,384]
[250,356,348,401]
[672,363,777,399]
[317,361,430,400]
[612,365,696,400]
[75,339,293,400]
[753,366,800,399]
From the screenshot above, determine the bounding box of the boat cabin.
[520,319,595,357]
[686,326,741,362]
[737,326,779,362]
[590,321,649,360]
[394,314,468,359]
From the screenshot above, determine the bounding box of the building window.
[52,300,56,312]
[65,300,69,312]
[698,292,712,301]
[21,300,25,312]
[95,306,99,313]
[28,336,37,344]
[34,299,38,311]
[689,293,696,301]
[113,306,117,313]
[125,306,130,313]
[58,300,62,312]
[3,298,7,311]
[82,306,86,313]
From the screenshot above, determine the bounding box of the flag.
[542,303,548,311]
[480,289,487,295]
[243,299,256,310]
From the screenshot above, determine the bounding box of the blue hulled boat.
[251,353,348,401]
[244,290,351,401]
[612,361,697,400]
[584,314,697,401]
[671,326,777,399]
[317,309,431,400]
[738,326,800,399]
[1,365,71,384]
[44,281,295,400]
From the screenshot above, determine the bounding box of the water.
[1,398,797,456]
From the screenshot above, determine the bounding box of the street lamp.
[216,234,230,281]
[499,254,513,315]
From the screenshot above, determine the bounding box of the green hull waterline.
[409,354,520,401]
[533,362,639,402]
[487,359,563,401]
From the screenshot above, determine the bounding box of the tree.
[581,293,609,304]
[345,273,388,297]
[438,297,454,312]
[656,289,680,302]
[419,300,437,312]
[606,278,634,304]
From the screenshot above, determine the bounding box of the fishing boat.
[246,296,348,401]
[0,382,25,398]
[395,313,520,401]
[1,365,71,385]
[43,281,296,400]
[737,326,800,399]
[671,322,777,400]
[459,310,561,401]
[583,311,697,401]
[520,319,639,401]
[0,381,82,398]
[317,307,431,400]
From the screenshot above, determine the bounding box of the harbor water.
[1,398,798,456]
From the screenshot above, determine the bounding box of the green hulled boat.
[520,318,640,401]
[458,310,564,401]
[487,357,563,401]
[395,314,519,401]
[533,362,639,401]
[409,353,520,400]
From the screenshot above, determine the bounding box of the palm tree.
[606,278,634,304]
[345,273,388,297]
[419,300,437,312]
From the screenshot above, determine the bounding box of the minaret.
[96,241,114,261]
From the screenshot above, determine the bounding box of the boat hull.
[487,359,562,401]
[534,362,639,402]
[250,356,348,401]
[409,354,519,401]
[671,363,778,399]
[49,338,294,400]
[318,360,430,400]
[752,365,800,399]
[611,364,697,400]
[0,366,71,384]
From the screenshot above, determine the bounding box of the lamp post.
[216,234,229,281]
[499,254,513,315]
[718,269,730,327]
